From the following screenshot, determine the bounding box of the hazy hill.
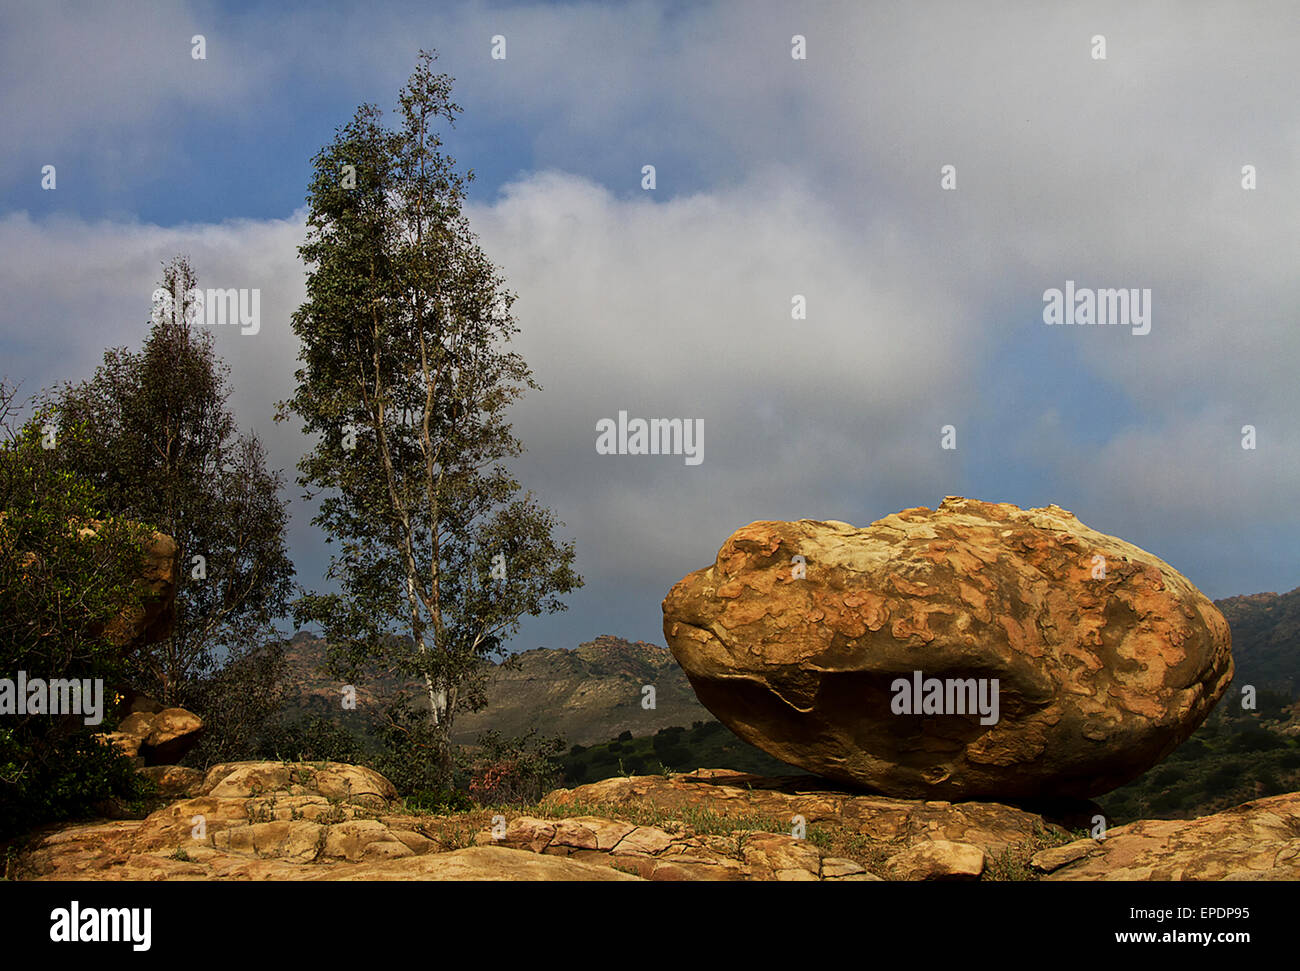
[451,635,714,745]
[280,632,713,747]
[1215,586,1300,696]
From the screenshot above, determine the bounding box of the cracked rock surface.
[12,764,1298,881]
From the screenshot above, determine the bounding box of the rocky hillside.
[280,632,713,747]
[451,635,712,746]
[1216,586,1300,695]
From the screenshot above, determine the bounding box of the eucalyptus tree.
[283,51,580,778]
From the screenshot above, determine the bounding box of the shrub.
[1148,787,1189,814]
[1230,727,1284,752]
[1170,738,1208,760]
[466,729,565,806]
[404,787,474,814]
[181,640,290,768]
[656,746,693,768]
[0,724,150,840]
[0,392,158,839]
[260,715,367,765]
[1149,767,1182,787]
[1204,764,1242,795]
[366,697,455,796]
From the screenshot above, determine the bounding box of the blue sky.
[2,0,1297,654]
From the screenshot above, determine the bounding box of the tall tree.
[51,257,294,703]
[282,51,581,779]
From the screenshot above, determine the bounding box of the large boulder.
[97,705,203,766]
[662,497,1233,799]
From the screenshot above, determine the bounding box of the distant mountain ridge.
[452,634,714,745]
[280,632,713,747]
[1216,586,1300,696]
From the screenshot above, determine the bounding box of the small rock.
[886,839,985,880]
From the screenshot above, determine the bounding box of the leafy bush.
[403,787,474,814]
[260,715,367,765]
[1230,727,1284,752]
[1150,767,1182,787]
[181,641,291,768]
[466,729,565,806]
[1204,764,1242,795]
[365,697,453,796]
[1170,738,1208,760]
[0,725,150,840]
[1149,787,1190,813]
[0,390,159,838]
[655,746,693,768]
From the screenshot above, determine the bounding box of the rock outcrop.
[97,705,203,766]
[12,763,1053,882]
[662,497,1233,799]
[12,764,1299,881]
[1033,791,1300,880]
[15,761,632,881]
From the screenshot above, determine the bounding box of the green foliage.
[49,256,294,704]
[0,726,151,839]
[561,719,798,785]
[1149,767,1181,787]
[260,714,368,766]
[466,728,565,806]
[1097,699,1300,823]
[1229,726,1284,752]
[181,640,291,768]
[0,385,156,838]
[363,695,462,797]
[403,787,475,814]
[281,50,580,780]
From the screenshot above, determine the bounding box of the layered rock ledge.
[10,763,1298,881]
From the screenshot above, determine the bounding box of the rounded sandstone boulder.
[661,497,1233,799]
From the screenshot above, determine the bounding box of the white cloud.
[2,0,1298,644]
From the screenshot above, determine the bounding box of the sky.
[1,0,1297,654]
